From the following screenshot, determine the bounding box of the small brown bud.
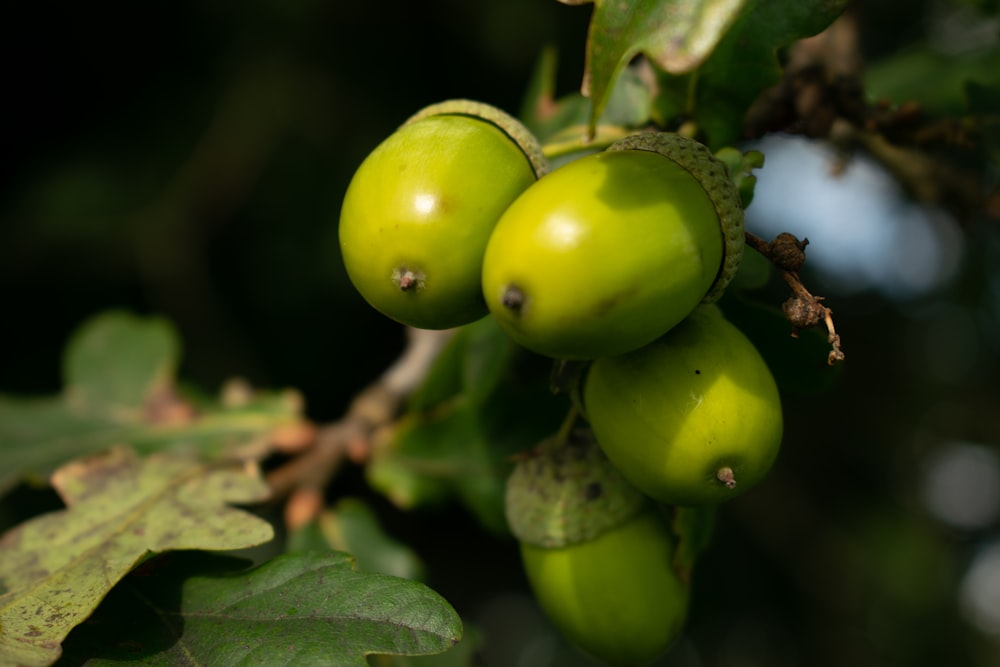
[769,233,808,273]
[782,295,825,330]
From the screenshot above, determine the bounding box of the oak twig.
[266,326,456,528]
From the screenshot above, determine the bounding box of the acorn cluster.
[338,100,783,667]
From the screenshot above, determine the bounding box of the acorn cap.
[607,133,744,304]
[505,428,650,548]
[404,99,549,179]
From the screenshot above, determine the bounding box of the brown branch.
[829,120,985,220]
[743,9,992,224]
[266,326,456,528]
[747,231,845,365]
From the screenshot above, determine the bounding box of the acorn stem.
[554,405,583,443]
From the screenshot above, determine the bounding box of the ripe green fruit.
[520,511,689,667]
[506,431,688,666]
[584,305,783,506]
[339,100,545,330]
[481,132,744,360]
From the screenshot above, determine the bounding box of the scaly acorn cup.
[584,305,783,507]
[482,131,744,360]
[506,429,689,667]
[339,99,547,330]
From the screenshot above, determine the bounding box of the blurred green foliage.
[0,0,591,413]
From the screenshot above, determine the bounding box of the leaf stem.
[554,404,583,444]
[684,71,700,117]
[540,125,634,161]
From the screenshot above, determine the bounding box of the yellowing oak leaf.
[0,310,310,495]
[0,446,274,667]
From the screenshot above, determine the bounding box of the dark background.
[3,1,1000,666]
